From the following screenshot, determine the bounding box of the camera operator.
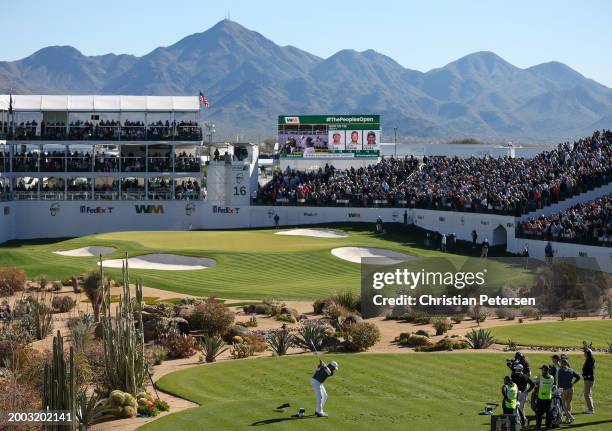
[508,352,531,376]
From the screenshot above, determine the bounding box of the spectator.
[582,349,595,414]
[556,358,581,424]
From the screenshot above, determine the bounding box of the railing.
[147,190,173,200]
[121,191,147,200]
[7,125,203,141]
[66,157,92,172]
[121,157,146,172]
[94,191,119,200]
[148,157,172,173]
[40,191,65,200]
[175,157,201,172]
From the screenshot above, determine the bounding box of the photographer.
[507,352,531,377]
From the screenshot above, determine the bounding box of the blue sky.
[2,0,612,86]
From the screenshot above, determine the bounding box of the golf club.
[310,340,324,365]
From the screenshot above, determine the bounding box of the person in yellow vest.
[535,365,554,429]
[501,376,518,415]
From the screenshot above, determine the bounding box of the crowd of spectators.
[517,194,612,246]
[4,119,202,141]
[256,156,420,206]
[256,130,612,216]
[175,179,201,200]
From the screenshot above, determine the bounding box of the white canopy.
[0,95,200,113]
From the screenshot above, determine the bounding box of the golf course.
[0,224,534,300]
[139,353,612,431]
[491,320,612,349]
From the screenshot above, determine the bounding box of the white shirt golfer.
[311,360,338,417]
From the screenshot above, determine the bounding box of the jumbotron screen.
[278,115,381,158]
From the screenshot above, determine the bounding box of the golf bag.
[549,387,564,427]
[516,402,528,429]
[490,414,522,431]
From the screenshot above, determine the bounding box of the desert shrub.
[0,268,26,296]
[343,322,380,352]
[466,329,495,349]
[244,335,267,353]
[29,294,54,340]
[71,322,92,353]
[607,341,612,354]
[146,345,168,366]
[276,313,296,323]
[230,341,252,359]
[36,274,48,291]
[495,308,518,320]
[520,306,541,318]
[51,281,63,291]
[415,340,469,352]
[432,317,453,335]
[397,334,432,347]
[330,291,361,312]
[262,298,284,316]
[506,339,518,351]
[414,329,430,337]
[469,305,489,324]
[190,298,235,336]
[243,303,273,315]
[323,301,350,328]
[199,336,227,363]
[179,297,206,306]
[602,298,612,319]
[294,321,328,352]
[312,299,328,314]
[52,295,76,313]
[157,333,199,358]
[401,309,433,324]
[451,315,465,324]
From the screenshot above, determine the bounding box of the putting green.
[0,224,534,300]
[491,320,612,349]
[139,353,612,431]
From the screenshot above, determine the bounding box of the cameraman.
[513,352,531,376]
[511,364,534,411]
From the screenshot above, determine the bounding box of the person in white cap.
[311,359,338,417]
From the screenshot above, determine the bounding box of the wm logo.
[135,205,165,214]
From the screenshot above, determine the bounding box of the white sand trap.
[54,246,116,257]
[100,254,215,271]
[275,228,348,238]
[331,247,416,264]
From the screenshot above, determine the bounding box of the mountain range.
[1,19,611,143]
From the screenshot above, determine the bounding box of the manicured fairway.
[0,224,534,300]
[491,320,612,349]
[140,353,612,431]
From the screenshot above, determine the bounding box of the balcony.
[8,121,202,142]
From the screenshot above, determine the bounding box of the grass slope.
[0,224,533,300]
[491,320,612,349]
[141,353,612,431]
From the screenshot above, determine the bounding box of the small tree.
[83,264,108,322]
[603,298,612,319]
[190,298,234,337]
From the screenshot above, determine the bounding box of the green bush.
[414,329,430,337]
[432,317,453,335]
[266,329,294,356]
[397,334,432,347]
[466,329,495,349]
[276,314,296,323]
[415,340,469,352]
[294,321,329,352]
[71,322,92,353]
[51,281,63,291]
[343,322,380,352]
[190,299,235,336]
[199,335,227,363]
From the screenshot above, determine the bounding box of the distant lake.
[379,142,556,159]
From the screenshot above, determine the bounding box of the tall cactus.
[43,331,77,431]
[101,252,147,395]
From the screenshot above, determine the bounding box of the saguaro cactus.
[42,331,77,431]
[101,253,147,395]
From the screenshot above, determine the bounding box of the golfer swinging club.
[311,359,338,417]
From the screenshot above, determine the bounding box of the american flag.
[199,91,209,108]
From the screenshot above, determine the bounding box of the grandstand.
[1,94,610,271]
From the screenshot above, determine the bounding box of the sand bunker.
[54,246,116,257]
[275,228,348,238]
[101,254,215,271]
[331,247,415,264]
